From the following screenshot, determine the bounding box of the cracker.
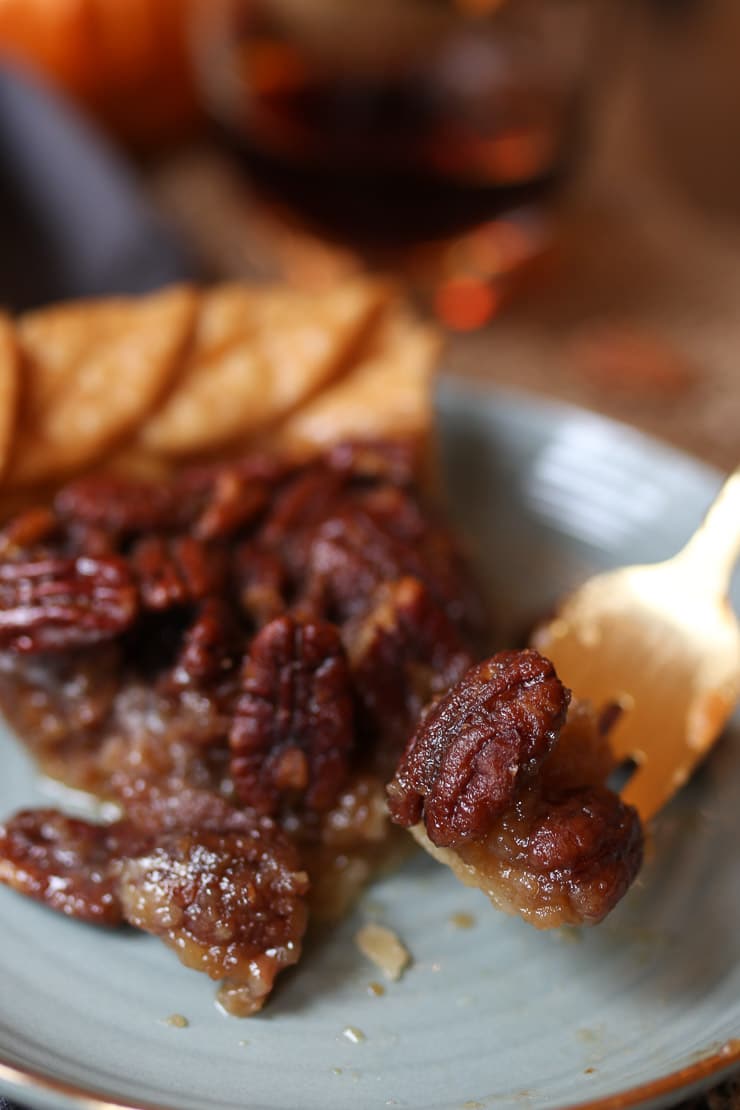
[0,314,19,478]
[275,307,440,451]
[7,285,197,485]
[138,279,388,456]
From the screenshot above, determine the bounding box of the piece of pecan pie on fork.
[0,443,643,1015]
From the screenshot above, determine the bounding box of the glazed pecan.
[192,470,270,541]
[526,785,643,917]
[234,545,288,627]
[131,536,226,610]
[66,522,118,559]
[172,598,240,686]
[260,466,346,550]
[0,508,58,556]
[295,485,484,639]
[113,780,242,839]
[0,555,138,652]
[347,577,473,767]
[454,773,643,927]
[230,615,355,815]
[387,650,570,847]
[55,477,186,535]
[0,809,139,924]
[324,440,418,486]
[56,459,282,543]
[175,453,288,500]
[0,804,309,1016]
[118,821,309,1016]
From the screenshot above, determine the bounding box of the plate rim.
[1,383,738,1110]
[435,378,724,489]
[2,1019,739,1110]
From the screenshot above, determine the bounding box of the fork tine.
[621,759,687,821]
[616,683,735,819]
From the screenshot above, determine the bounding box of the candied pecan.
[430,777,643,928]
[324,440,418,486]
[361,490,488,648]
[387,650,570,847]
[353,484,428,543]
[264,467,430,615]
[131,536,226,610]
[67,522,117,559]
[55,477,186,535]
[526,786,643,922]
[295,506,410,622]
[260,466,346,548]
[0,647,120,782]
[118,821,309,1016]
[347,577,473,767]
[0,507,58,556]
[0,809,138,924]
[231,616,354,815]
[0,555,138,652]
[193,471,270,541]
[172,598,240,686]
[57,459,282,542]
[176,453,289,499]
[115,780,241,838]
[234,545,288,627]
[296,485,485,639]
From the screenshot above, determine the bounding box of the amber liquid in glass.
[217,11,576,246]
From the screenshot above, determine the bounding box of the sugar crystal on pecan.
[118,821,309,1017]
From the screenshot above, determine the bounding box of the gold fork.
[532,468,740,821]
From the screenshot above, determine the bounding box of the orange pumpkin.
[0,0,200,146]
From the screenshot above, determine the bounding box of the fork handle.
[676,466,740,594]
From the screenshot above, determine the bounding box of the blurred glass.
[193,0,605,245]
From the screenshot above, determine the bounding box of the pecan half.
[324,440,417,486]
[0,508,58,556]
[387,650,570,847]
[0,804,309,1016]
[347,577,473,768]
[118,821,309,1016]
[296,484,484,638]
[0,809,140,924]
[192,471,270,541]
[172,598,240,686]
[230,616,355,815]
[0,555,138,652]
[131,536,226,610]
[260,467,346,550]
[55,477,185,535]
[526,785,643,913]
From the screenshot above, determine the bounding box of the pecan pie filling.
[0,443,643,1014]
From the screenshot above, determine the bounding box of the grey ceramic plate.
[1,381,739,1110]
